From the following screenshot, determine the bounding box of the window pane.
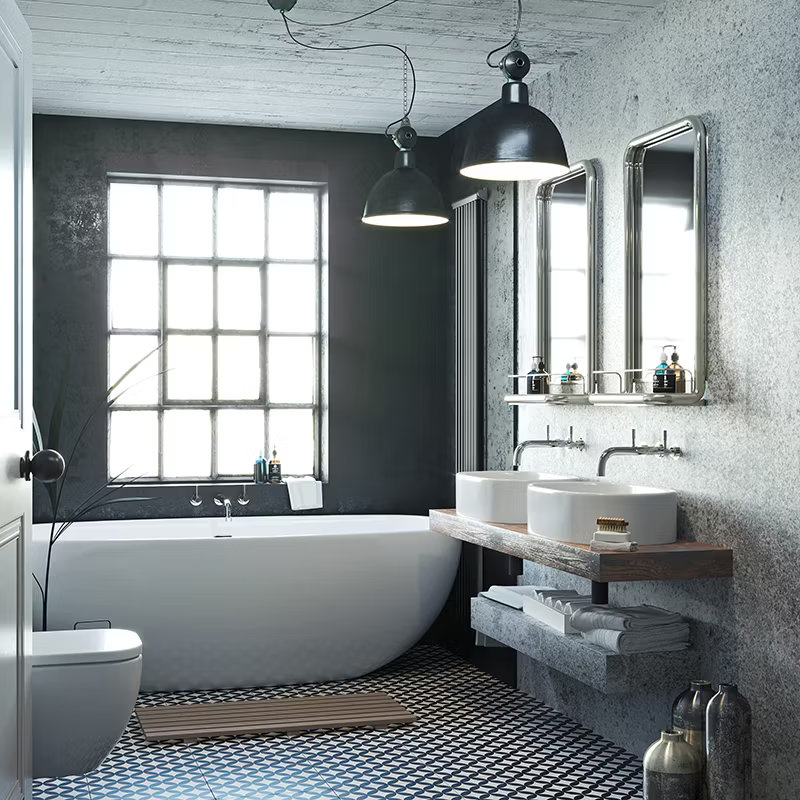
[167,264,213,329]
[268,337,314,403]
[268,263,316,333]
[268,192,316,261]
[218,266,261,330]
[217,409,264,475]
[162,184,213,257]
[217,188,264,259]
[110,259,159,329]
[109,183,158,257]
[163,410,211,478]
[269,408,314,475]
[109,410,158,478]
[218,336,260,400]
[109,335,160,406]
[167,335,212,400]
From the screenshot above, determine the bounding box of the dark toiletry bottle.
[706,684,752,800]
[268,448,282,483]
[527,356,548,395]
[254,452,268,484]
[653,346,676,393]
[672,680,715,766]
[669,350,687,393]
[643,730,702,800]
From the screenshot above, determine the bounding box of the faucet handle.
[546,424,551,443]
[190,485,202,507]
[213,494,226,506]
[631,428,637,447]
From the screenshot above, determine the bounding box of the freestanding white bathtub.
[31,515,460,692]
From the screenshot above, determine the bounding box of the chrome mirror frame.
[535,160,598,403]
[592,116,707,406]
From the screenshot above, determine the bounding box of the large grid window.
[107,177,323,482]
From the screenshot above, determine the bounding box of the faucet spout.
[597,429,682,476]
[214,494,233,521]
[512,426,586,470]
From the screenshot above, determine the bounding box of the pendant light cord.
[282,0,401,27]
[485,0,522,68]
[280,11,416,138]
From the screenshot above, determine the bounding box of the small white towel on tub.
[284,477,323,510]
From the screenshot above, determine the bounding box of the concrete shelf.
[471,596,699,694]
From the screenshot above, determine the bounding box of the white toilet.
[32,628,142,778]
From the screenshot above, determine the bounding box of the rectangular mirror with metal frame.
[506,161,598,405]
[592,116,707,405]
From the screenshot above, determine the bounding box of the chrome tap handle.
[546,424,551,443]
[237,485,250,506]
[213,494,226,506]
[663,430,668,449]
[568,426,574,442]
[190,485,202,507]
[631,428,637,447]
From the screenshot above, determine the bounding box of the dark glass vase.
[643,730,703,800]
[706,684,752,800]
[672,679,716,765]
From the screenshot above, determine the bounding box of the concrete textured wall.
[33,116,451,521]
[483,0,800,797]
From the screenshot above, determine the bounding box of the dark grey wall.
[33,115,451,522]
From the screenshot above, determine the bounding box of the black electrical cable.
[280,11,416,138]
[283,0,401,27]
[485,0,522,68]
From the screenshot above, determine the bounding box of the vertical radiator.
[454,191,487,474]
[452,191,488,642]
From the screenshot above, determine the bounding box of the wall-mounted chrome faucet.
[512,425,586,470]
[190,485,202,507]
[214,494,233,521]
[597,429,682,477]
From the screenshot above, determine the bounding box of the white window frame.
[107,175,325,483]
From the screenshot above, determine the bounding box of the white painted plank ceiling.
[20,0,665,135]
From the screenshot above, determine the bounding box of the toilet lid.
[33,629,142,666]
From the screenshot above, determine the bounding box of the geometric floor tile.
[33,645,643,800]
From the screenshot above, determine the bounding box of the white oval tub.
[32,515,460,692]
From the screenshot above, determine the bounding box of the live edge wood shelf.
[429,509,733,583]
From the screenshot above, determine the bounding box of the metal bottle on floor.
[706,684,752,800]
[672,680,716,766]
[643,730,703,800]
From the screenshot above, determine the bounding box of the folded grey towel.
[570,604,684,632]
[582,623,690,654]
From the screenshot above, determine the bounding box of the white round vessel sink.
[456,471,578,524]
[527,479,677,544]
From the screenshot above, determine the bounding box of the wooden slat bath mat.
[136,692,415,741]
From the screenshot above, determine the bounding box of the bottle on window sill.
[254,452,268,484]
[268,448,282,483]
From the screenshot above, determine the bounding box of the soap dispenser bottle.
[569,362,584,393]
[268,448,282,483]
[526,356,549,395]
[669,349,687,393]
[653,346,675,393]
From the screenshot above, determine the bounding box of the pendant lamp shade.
[460,53,569,182]
[362,132,449,228]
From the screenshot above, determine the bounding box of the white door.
[0,0,31,798]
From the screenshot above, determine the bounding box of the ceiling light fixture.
[276,3,448,228]
[459,0,569,182]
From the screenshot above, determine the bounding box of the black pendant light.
[362,121,449,228]
[460,3,569,182]
[275,3,447,227]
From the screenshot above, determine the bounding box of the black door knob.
[19,449,65,483]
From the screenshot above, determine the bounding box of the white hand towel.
[581,623,690,654]
[590,538,639,552]
[570,604,685,632]
[284,477,323,510]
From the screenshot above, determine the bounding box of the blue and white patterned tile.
[32,775,93,800]
[33,646,643,800]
